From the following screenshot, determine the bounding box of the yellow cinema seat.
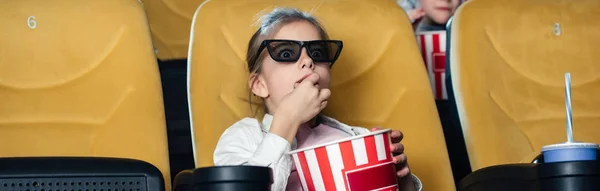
[142,0,206,60]
[0,0,171,189]
[187,0,455,189]
[449,0,600,171]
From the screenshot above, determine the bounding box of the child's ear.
[249,73,269,98]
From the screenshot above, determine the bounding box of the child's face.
[257,21,331,112]
[419,0,459,25]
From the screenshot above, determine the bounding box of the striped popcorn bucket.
[416,30,448,100]
[288,129,398,191]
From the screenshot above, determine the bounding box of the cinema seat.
[448,0,600,171]
[187,0,456,189]
[0,0,171,189]
[142,0,207,60]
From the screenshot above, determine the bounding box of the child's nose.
[298,48,315,69]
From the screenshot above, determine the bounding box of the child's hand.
[271,73,330,142]
[407,8,425,22]
[279,73,330,123]
[371,127,417,191]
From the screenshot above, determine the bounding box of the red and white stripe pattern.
[290,131,398,191]
[417,31,448,100]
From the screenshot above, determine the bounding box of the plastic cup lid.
[191,166,273,184]
[541,142,599,152]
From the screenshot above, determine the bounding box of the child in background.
[415,0,459,32]
[397,0,426,24]
[414,0,473,184]
[213,7,423,191]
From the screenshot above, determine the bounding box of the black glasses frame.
[256,39,343,67]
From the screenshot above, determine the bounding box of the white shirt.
[213,114,423,190]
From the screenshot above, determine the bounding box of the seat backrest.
[0,0,171,189]
[142,0,206,60]
[187,0,455,189]
[449,0,600,170]
[0,157,164,191]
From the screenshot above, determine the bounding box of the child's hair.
[246,7,331,115]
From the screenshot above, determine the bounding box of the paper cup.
[288,129,398,191]
[542,142,599,163]
[416,30,448,100]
